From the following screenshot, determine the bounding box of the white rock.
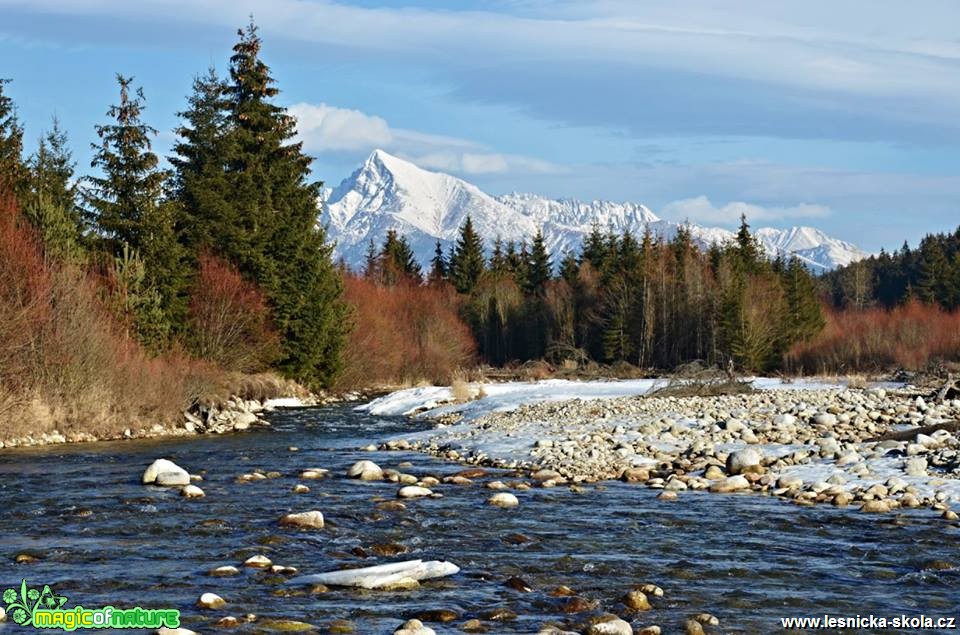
[488,492,520,508]
[725,448,762,475]
[904,457,927,477]
[588,615,634,635]
[813,413,838,426]
[394,619,436,635]
[279,511,325,529]
[196,592,226,609]
[397,486,432,498]
[289,559,459,589]
[156,629,197,635]
[773,413,797,428]
[710,475,750,493]
[180,484,205,498]
[142,459,190,486]
[348,460,383,481]
[243,555,272,568]
[836,451,861,467]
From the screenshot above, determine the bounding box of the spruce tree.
[559,250,579,285]
[734,213,761,272]
[380,229,421,284]
[781,256,824,346]
[170,66,230,254]
[448,215,485,294]
[428,239,447,283]
[219,21,348,387]
[363,238,380,281]
[23,118,84,260]
[85,75,186,348]
[526,228,552,294]
[0,79,26,195]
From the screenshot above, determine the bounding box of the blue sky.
[2,0,959,252]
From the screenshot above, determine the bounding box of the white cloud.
[660,195,830,226]
[413,150,562,175]
[288,103,392,151]
[289,101,562,176]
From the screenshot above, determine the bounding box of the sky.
[2,0,959,252]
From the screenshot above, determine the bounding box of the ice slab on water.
[288,559,460,589]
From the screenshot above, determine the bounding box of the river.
[1,404,957,634]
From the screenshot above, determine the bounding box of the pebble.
[488,492,520,508]
[279,511,325,529]
[683,619,705,635]
[292,484,310,493]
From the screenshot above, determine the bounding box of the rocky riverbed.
[371,383,960,520]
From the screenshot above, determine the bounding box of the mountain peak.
[322,153,867,272]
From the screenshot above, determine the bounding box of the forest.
[0,22,958,440]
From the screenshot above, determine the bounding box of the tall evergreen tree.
[526,228,552,294]
[734,213,761,272]
[218,21,348,386]
[449,216,485,294]
[428,239,447,284]
[380,229,421,284]
[0,79,26,195]
[170,66,230,254]
[23,118,84,260]
[85,75,186,348]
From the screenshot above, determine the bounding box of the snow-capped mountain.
[322,149,867,272]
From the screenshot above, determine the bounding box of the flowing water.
[1,404,958,634]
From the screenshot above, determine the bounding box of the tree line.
[362,214,826,373]
[824,226,960,311]
[0,22,347,388]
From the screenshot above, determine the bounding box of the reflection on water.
[0,405,958,634]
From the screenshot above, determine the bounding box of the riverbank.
[363,378,960,520]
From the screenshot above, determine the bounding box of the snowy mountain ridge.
[321,149,867,272]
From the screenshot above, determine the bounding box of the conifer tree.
[559,250,579,285]
[781,256,824,346]
[218,21,348,386]
[526,228,552,294]
[380,229,421,284]
[364,238,380,281]
[428,239,447,283]
[23,118,84,260]
[170,66,230,254]
[85,75,186,348]
[734,213,761,272]
[449,216,485,294]
[0,79,26,195]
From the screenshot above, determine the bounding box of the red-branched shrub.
[0,189,225,439]
[338,275,476,388]
[188,252,280,373]
[787,300,960,373]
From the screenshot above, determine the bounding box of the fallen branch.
[867,420,960,443]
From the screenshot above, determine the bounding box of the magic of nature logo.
[2,580,180,630]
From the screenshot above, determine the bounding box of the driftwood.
[936,372,958,402]
[867,420,960,443]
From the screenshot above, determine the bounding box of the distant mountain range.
[321,149,867,272]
